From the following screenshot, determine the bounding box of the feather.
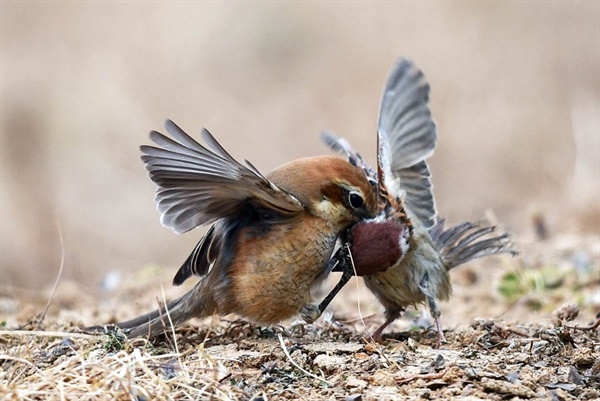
[141,120,304,234]
[378,58,438,230]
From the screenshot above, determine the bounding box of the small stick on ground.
[564,318,600,332]
[277,334,332,386]
[396,367,451,385]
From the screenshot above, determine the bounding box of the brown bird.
[303,58,516,346]
[93,120,378,338]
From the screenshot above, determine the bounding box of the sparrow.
[92,119,378,338]
[302,58,516,346]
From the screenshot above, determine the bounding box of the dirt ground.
[1,230,598,400]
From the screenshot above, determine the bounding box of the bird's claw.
[433,318,447,348]
[300,304,322,324]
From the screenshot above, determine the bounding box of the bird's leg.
[301,245,354,323]
[418,272,446,347]
[371,318,393,343]
[433,316,446,348]
[300,268,353,323]
[425,294,446,348]
[369,309,402,343]
[316,243,356,314]
[317,269,353,315]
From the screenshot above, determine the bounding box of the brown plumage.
[89,120,377,338]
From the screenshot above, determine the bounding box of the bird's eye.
[349,192,364,209]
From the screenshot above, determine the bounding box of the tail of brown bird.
[429,220,517,270]
[86,284,207,339]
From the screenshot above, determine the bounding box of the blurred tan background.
[1,2,598,304]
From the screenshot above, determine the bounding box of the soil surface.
[1,232,599,400]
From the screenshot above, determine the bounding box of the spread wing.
[141,119,304,235]
[320,58,437,229]
[377,58,438,230]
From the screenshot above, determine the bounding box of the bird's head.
[267,156,378,228]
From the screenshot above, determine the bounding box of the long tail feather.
[86,284,205,338]
[431,220,517,270]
